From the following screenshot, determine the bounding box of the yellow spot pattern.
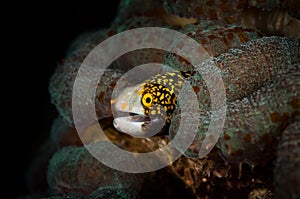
[121,103,127,110]
[138,71,190,128]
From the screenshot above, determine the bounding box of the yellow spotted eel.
[112,70,192,137]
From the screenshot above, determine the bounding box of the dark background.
[6,2,120,198]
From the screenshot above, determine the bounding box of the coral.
[170,150,275,198]
[112,16,174,73]
[49,15,177,127]
[49,52,123,126]
[274,118,300,199]
[163,0,300,37]
[163,20,264,73]
[40,0,300,198]
[163,0,248,19]
[233,7,300,38]
[47,143,143,197]
[169,37,300,165]
[89,185,140,199]
[181,21,263,56]
[217,64,299,164]
[163,0,299,20]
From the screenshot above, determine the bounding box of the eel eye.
[142,93,153,107]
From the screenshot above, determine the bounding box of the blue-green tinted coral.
[163,0,300,38]
[49,15,175,127]
[47,142,143,196]
[168,36,299,165]
[163,0,299,20]
[163,20,264,72]
[89,186,140,199]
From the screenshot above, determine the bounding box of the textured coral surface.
[22,0,300,198]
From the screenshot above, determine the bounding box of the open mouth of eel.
[129,112,151,122]
[113,111,163,138]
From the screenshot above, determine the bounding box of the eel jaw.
[113,114,149,138]
[113,113,163,138]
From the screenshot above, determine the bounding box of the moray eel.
[112,71,191,137]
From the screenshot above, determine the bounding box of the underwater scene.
[16,0,300,198]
